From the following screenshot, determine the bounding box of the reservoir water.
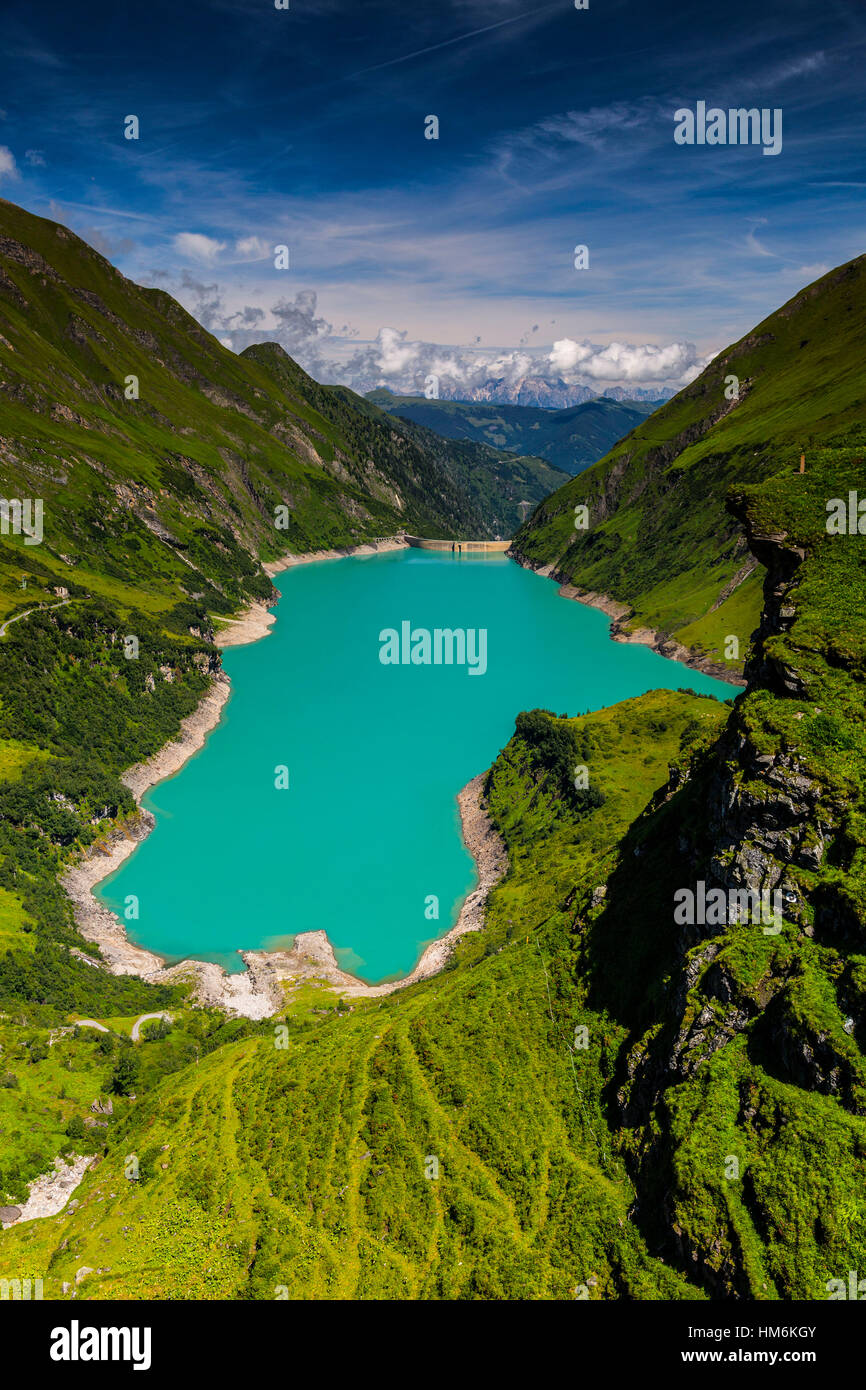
[97,549,732,982]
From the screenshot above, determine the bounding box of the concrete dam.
[402,535,511,554]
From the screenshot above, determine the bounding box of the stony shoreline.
[212,538,409,648]
[61,540,507,1018]
[239,771,507,1002]
[264,536,409,576]
[508,551,746,687]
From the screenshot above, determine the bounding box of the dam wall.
[403,535,511,554]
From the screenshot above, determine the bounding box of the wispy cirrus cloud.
[344,1,561,79]
[5,0,864,405]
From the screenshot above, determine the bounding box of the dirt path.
[0,597,70,637]
[131,1011,172,1041]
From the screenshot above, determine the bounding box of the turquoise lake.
[97,550,732,982]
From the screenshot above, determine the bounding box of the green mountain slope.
[5,446,865,1301]
[6,445,866,1299]
[0,689,724,1299]
[367,388,654,474]
[246,353,570,540]
[0,198,493,633]
[1,211,865,1304]
[0,197,491,1079]
[511,255,866,675]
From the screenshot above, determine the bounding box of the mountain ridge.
[511,253,866,676]
[0,207,865,1304]
[365,389,657,474]
[0,196,550,637]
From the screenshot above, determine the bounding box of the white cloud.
[0,146,19,180]
[173,232,226,262]
[760,51,826,89]
[234,235,270,260]
[549,337,708,385]
[204,302,699,398]
[539,100,660,151]
[789,262,830,280]
[24,149,46,167]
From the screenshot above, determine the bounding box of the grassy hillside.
[1,437,864,1299]
[248,354,571,539]
[367,389,654,475]
[0,199,526,1054]
[5,447,864,1300]
[0,690,725,1298]
[0,197,562,1231]
[0,197,496,634]
[512,255,866,674]
[0,208,864,1304]
[0,198,491,1129]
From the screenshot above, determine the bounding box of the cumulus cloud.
[0,146,19,179]
[211,316,691,400]
[333,326,533,396]
[225,304,266,329]
[159,264,692,401]
[173,232,226,262]
[210,291,334,377]
[179,271,225,327]
[549,337,710,385]
[271,291,333,351]
[331,327,699,396]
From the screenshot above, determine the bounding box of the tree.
[109,1051,140,1096]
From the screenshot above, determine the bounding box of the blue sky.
[1,0,864,395]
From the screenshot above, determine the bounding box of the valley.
[0,202,864,1306]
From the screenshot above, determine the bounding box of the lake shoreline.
[61,538,507,1018]
[508,547,747,688]
[214,537,410,647]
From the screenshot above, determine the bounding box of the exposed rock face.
[599,472,866,1296]
[706,734,827,902]
[739,522,808,697]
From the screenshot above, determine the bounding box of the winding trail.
[70,1012,173,1040]
[0,597,71,637]
[131,1011,172,1041]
